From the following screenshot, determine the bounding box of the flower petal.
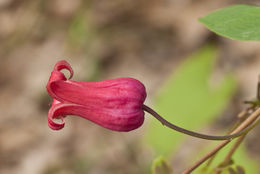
[54,60,74,79]
[48,99,65,130]
[49,78,146,108]
[46,60,74,102]
[48,99,145,131]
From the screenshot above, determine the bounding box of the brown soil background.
[0,0,260,174]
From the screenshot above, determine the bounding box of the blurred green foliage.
[67,11,94,49]
[146,45,236,155]
[152,156,172,174]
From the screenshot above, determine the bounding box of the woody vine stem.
[181,77,260,174]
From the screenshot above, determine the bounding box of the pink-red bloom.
[46,60,147,131]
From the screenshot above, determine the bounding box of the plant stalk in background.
[182,105,260,174]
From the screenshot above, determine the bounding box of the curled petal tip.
[48,116,65,130]
[54,60,74,79]
[48,101,65,130]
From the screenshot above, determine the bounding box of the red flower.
[46,60,147,131]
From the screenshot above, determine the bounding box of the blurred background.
[0,0,260,174]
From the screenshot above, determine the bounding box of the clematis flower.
[46,60,147,131]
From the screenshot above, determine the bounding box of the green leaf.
[152,156,172,174]
[199,5,260,41]
[145,45,236,155]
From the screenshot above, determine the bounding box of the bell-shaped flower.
[46,60,147,131]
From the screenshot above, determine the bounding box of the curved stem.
[143,104,259,140]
